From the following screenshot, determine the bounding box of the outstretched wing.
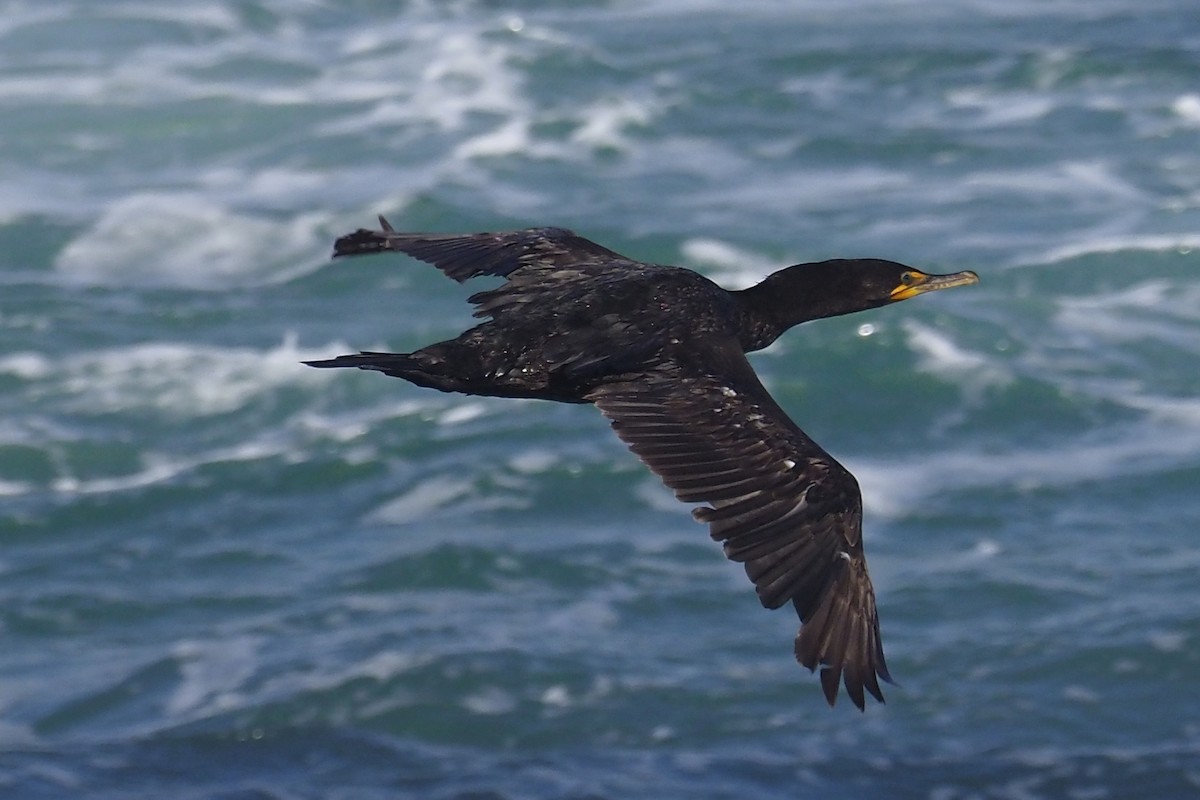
[333,216,632,283]
[588,339,892,709]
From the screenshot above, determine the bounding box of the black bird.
[306,217,979,709]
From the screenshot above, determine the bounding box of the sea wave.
[1026,234,1200,266]
[1,334,339,418]
[854,411,1200,522]
[54,194,331,289]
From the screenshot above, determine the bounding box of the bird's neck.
[732,284,789,352]
[733,262,881,352]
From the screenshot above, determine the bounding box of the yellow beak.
[889,269,980,302]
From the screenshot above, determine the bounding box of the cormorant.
[306,217,979,709]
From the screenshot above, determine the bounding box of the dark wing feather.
[587,339,892,709]
[333,215,631,283]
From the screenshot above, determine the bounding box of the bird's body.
[308,218,979,709]
[388,261,735,403]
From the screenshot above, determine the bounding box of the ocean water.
[2,1,1200,797]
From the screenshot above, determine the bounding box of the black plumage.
[307,217,979,709]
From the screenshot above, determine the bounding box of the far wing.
[588,339,892,709]
[333,216,631,283]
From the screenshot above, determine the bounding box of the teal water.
[3,1,1200,797]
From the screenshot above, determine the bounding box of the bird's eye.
[900,272,916,286]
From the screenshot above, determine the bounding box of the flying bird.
[306,217,979,709]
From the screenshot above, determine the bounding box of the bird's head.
[768,258,979,320]
[815,258,981,313]
[738,258,979,350]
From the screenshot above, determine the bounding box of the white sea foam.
[540,684,572,708]
[850,276,1200,520]
[0,352,51,380]
[0,169,95,223]
[1114,394,1200,427]
[682,160,915,220]
[168,636,261,716]
[508,448,559,474]
[51,459,190,497]
[1147,631,1186,653]
[570,95,654,151]
[8,334,342,419]
[461,686,518,715]
[55,193,330,289]
[42,440,288,499]
[0,6,339,108]
[294,398,432,445]
[164,638,443,724]
[0,336,381,496]
[367,474,529,525]
[1062,685,1100,704]
[194,166,339,211]
[945,88,1056,127]
[971,539,1002,559]
[1,6,554,226]
[453,118,537,161]
[1054,279,1200,345]
[1170,94,1200,125]
[679,238,779,288]
[1029,233,1200,266]
[447,64,657,162]
[0,479,32,497]
[966,160,1144,204]
[1038,280,1200,427]
[255,648,434,711]
[438,402,491,426]
[902,320,1011,390]
[412,29,530,131]
[319,21,532,140]
[853,415,1200,521]
[368,475,475,521]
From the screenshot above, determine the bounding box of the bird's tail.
[304,350,478,395]
[303,350,418,377]
[332,215,400,258]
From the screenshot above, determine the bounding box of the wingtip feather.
[819,666,842,707]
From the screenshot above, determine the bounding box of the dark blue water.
[3,1,1200,797]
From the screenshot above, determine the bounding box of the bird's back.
[455,260,742,397]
